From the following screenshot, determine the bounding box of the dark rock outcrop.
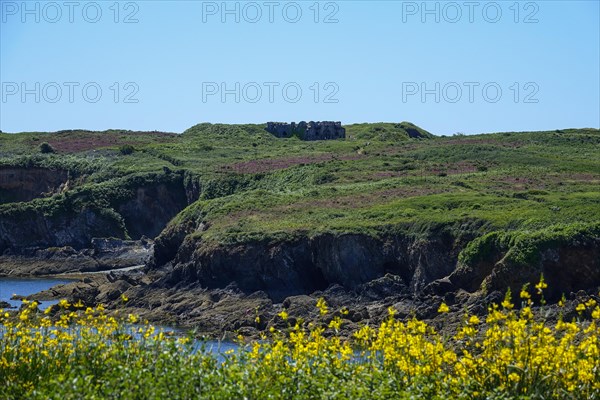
[445,225,600,301]
[0,175,189,255]
[0,167,69,204]
[117,182,188,240]
[0,206,125,254]
[159,232,460,302]
[483,243,600,302]
[0,239,152,276]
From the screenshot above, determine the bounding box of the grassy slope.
[1,124,599,248]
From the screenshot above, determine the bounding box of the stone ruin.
[265,121,345,141]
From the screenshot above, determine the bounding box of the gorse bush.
[39,142,55,154]
[119,144,135,155]
[1,281,599,399]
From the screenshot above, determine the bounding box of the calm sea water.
[0,277,74,310]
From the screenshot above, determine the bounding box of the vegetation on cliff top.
[1,123,599,248]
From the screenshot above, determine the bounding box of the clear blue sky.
[1,0,598,135]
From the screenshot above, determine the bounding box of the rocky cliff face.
[444,225,600,301]
[0,207,125,254]
[152,223,600,305]
[0,175,189,256]
[156,232,461,302]
[2,168,597,338]
[0,167,69,203]
[117,182,188,240]
[481,242,600,301]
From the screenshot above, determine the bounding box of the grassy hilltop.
[1,123,598,245]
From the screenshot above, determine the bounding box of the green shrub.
[119,144,135,155]
[39,143,55,154]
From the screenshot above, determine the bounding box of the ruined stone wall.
[265,121,345,141]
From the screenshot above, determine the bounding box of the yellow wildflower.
[329,317,342,330]
[387,306,397,318]
[438,302,450,313]
[127,314,138,324]
[58,299,70,308]
[501,289,514,310]
[535,275,548,293]
[278,310,288,321]
[584,298,596,308]
[316,298,328,316]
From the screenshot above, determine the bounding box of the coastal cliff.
[1,124,599,336]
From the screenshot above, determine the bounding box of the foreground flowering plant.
[1,280,599,399]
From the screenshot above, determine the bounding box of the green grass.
[1,124,599,248]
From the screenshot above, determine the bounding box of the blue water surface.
[0,277,241,357]
[0,277,73,310]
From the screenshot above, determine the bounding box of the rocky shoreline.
[13,269,598,341]
[3,221,599,340]
[0,238,152,277]
[6,231,598,341]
